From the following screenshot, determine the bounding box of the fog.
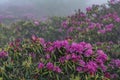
[0,0,108,17]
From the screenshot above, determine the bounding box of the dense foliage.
[0,0,120,80]
[0,36,120,80]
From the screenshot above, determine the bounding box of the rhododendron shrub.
[93,41,120,58]
[10,17,66,41]
[0,24,12,47]
[0,36,120,80]
[61,3,120,43]
[0,1,120,47]
[0,17,66,47]
[0,1,120,79]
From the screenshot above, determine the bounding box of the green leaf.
[0,77,3,80]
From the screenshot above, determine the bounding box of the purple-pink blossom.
[53,66,62,73]
[65,54,71,60]
[98,29,106,34]
[45,54,51,59]
[97,50,108,62]
[0,50,8,58]
[34,21,39,26]
[86,7,92,12]
[69,42,83,53]
[61,20,68,28]
[79,60,85,67]
[84,49,93,57]
[76,66,83,72]
[46,62,54,71]
[85,61,98,74]
[110,59,120,68]
[38,62,44,69]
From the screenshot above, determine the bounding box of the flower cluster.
[0,0,120,80]
[38,62,62,73]
[109,59,120,68]
[61,5,120,43]
[42,39,109,76]
[0,36,119,80]
[0,50,8,58]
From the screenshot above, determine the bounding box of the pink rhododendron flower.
[53,66,62,73]
[86,7,92,12]
[115,17,120,22]
[69,42,83,53]
[79,60,85,67]
[65,54,71,60]
[88,23,96,30]
[38,62,44,69]
[31,34,37,42]
[45,54,51,59]
[85,61,98,74]
[46,62,54,71]
[38,38,45,45]
[100,63,107,72]
[61,20,68,28]
[84,43,92,49]
[111,73,119,79]
[97,50,108,62]
[84,49,93,57]
[98,29,106,34]
[59,57,65,63]
[104,72,111,79]
[76,66,83,72]
[34,21,39,26]
[110,59,120,68]
[0,50,8,58]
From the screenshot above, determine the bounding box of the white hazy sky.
[0,0,108,3]
[0,0,109,16]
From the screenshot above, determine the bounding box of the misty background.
[0,0,108,18]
